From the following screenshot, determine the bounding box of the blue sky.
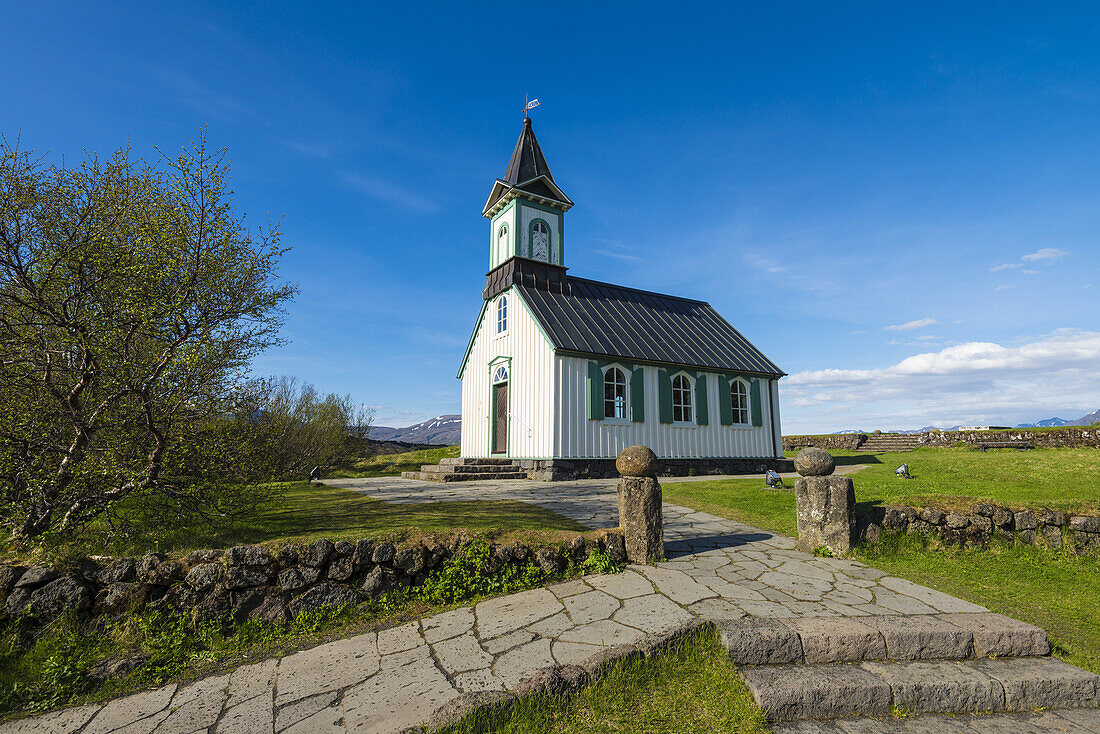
[4,2,1098,433]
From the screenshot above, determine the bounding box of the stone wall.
[783,434,865,452]
[0,531,626,628]
[516,457,793,481]
[783,426,1100,452]
[856,502,1100,553]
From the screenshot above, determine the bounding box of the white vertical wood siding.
[459,289,555,458]
[554,355,781,459]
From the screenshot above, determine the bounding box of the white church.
[456,117,787,479]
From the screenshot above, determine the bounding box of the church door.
[492,382,508,455]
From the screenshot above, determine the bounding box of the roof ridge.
[565,275,711,305]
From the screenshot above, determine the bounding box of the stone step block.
[400,471,528,482]
[720,614,1048,666]
[770,707,1100,732]
[741,663,893,721]
[438,457,516,466]
[743,657,1100,722]
[420,463,520,473]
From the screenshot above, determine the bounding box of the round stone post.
[616,445,664,564]
[793,448,855,555]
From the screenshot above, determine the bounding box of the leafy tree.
[0,136,298,539]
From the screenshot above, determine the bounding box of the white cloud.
[1021,247,1068,262]
[341,172,440,213]
[884,318,937,332]
[995,284,1013,291]
[593,249,641,261]
[992,248,1068,273]
[781,329,1100,433]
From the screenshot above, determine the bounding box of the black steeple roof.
[483,118,573,216]
[503,117,555,185]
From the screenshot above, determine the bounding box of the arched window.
[604,367,627,419]
[530,219,550,261]
[496,295,508,333]
[493,365,509,383]
[731,379,750,424]
[497,224,509,261]
[672,374,694,423]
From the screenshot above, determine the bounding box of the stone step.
[438,457,516,466]
[771,707,1100,733]
[742,657,1099,722]
[420,463,519,473]
[720,614,1050,667]
[400,470,529,482]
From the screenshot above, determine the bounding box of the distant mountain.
[1015,417,1071,428]
[370,415,461,445]
[1071,409,1100,427]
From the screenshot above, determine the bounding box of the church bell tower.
[481,117,573,272]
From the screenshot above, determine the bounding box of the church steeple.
[483,117,572,271]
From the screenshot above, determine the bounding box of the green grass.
[325,445,460,478]
[47,480,589,559]
[824,447,1100,514]
[663,447,1100,525]
[440,625,768,734]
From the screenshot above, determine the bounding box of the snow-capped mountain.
[370,415,461,445]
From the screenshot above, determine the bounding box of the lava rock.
[945,513,970,530]
[87,653,149,681]
[227,545,274,567]
[972,503,995,518]
[226,566,269,589]
[992,507,1014,528]
[287,582,359,617]
[95,582,135,613]
[185,549,223,565]
[1014,510,1038,531]
[394,547,426,575]
[1070,516,1100,534]
[359,566,385,597]
[302,539,335,568]
[920,508,946,526]
[793,448,835,477]
[98,558,136,584]
[278,567,309,592]
[148,560,183,587]
[30,576,91,620]
[277,544,299,568]
[352,540,374,569]
[135,553,166,582]
[5,588,31,617]
[327,557,355,582]
[603,533,627,565]
[372,542,396,564]
[535,547,565,574]
[249,594,289,623]
[14,566,59,589]
[0,566,26,598]
[616,445,659,478]
[334,540,355,556]
[185,563,224,592]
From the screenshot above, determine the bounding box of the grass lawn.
[50,480,588,559]
[442,625,768,734]
[325,445,460,478]
[828,446,1100,514]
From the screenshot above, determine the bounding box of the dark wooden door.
[493,382,508,454]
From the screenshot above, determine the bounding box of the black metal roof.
[515,276,785,376]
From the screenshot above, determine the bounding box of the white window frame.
[730,378,750,426]
[602,365,630,422]
[497,223,509,263]
[672,373,695,425]
[495,294,508,335]
[492,364,509,384]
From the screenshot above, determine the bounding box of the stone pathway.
[2,476,1095,734]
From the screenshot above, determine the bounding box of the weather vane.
[524,96,541,119]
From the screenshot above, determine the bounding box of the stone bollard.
[616,446,663,563]
[793,448,855,555]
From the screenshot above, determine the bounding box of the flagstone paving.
[2,476,1094,734]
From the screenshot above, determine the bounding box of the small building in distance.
[458,117,786,478]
